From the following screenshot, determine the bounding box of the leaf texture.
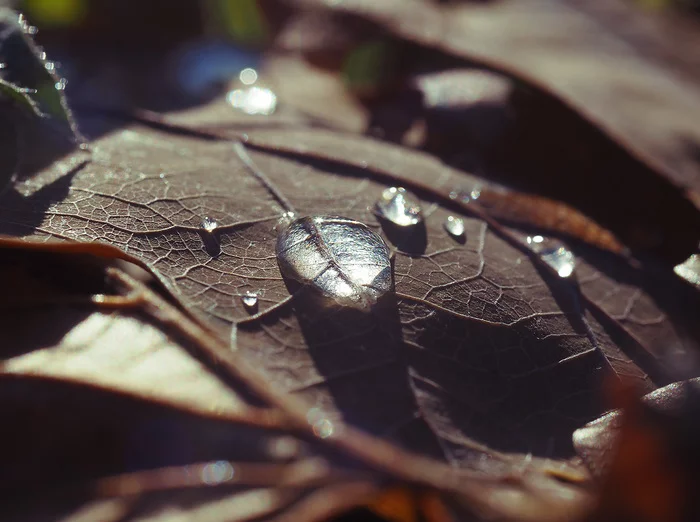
[0,117,674,465]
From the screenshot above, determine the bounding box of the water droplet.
[241,292,259,314]
[276,215,392,310]
[449,185,481,203]
[44,61,55,72]
[201,461,235,485]
[227,86,277,115]
[526,235,545,247]
[239,67,258,85]
[307,408,335,439]
[444,216,465,240]
[526,236,575,278]
[375,187,423,227]
[201,216,218,233]
[54,78,67,91]
[674,254,700,287]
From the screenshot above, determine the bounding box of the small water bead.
[307,408,334,439]
[276,215,392,310]
[449,185,481,204]
[526,235,576,278]
[227,86,277,115]
[374,187,423,227]
[201,461,235,485]
[674,254,700,287]
[444,215,465,240]
[526,235,545,247]
[200,216,218,233]
[241,292,259,314]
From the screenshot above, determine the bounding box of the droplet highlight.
[307,408,335,439]
[374,187,423,227]
[241,292,259,314]
[674,254,700,287]
[227,86,277,115]
[239,67,258,85]
[526,235,576,278]
[201,461,235,485]
[201,216,218,233]
[276,215,392,310]
[449,185,481,204]
[444,216,465,240]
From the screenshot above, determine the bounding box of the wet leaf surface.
[3,1,700,520]
[0,115,685,465]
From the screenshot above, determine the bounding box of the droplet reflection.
[307,408,334,439]
[674,254,700,287]
[449,186,481,204]
[201,461,235,485]
[444,215,466,241]
[374,187,423,227]
[200,216,218,233]
[227,86,277,115]
[241,292,259,314]
[526,235,576,278]
[276,215,392,310]
[239,67,258,85]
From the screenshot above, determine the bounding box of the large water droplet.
[526,235,576,278]
[444,215,465,241]
[227,86,277,115]
[201,216,218,233]
[375,187,423,227]
[241,292,259,314]
[276,215,392,310]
